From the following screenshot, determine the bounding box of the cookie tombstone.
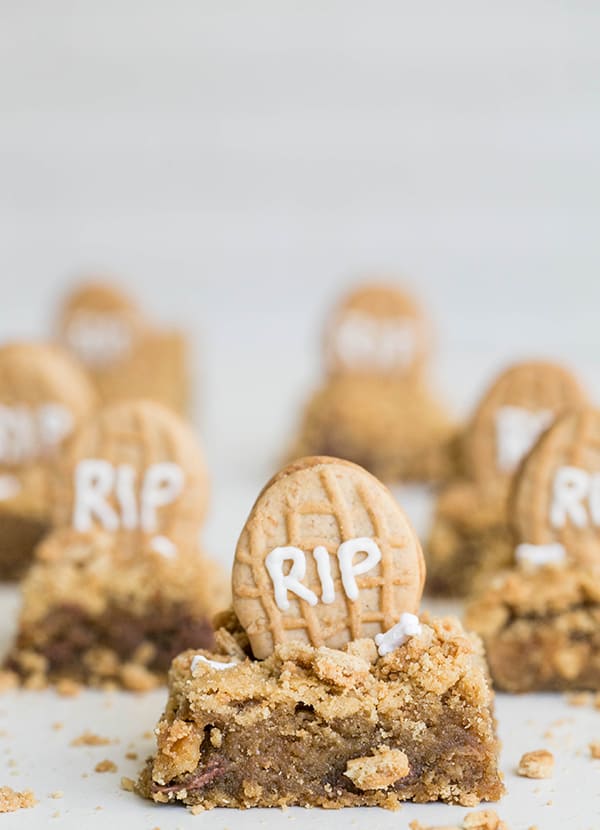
[233,456,425,659]
[0,341,96,464]
[324,283,429,378]
[56,280,190,415]
[464,361,585,497]
[57,282,143,371]
[0,343,97,578]
[513,407,600,569]
[51,399,208,557]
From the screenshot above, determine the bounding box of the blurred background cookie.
[289,280,458,485]
[56,279,191,416]
[426,360,586,597]
[4,397,227,689]
[466,406,600,693]
[0,341,97,579]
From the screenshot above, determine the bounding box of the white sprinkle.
[150,535,177,558]
[375,613,422,657]
[191,655,238,673]
[515,542,567,568]
[0,474,21,501]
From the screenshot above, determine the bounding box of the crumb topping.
[517,749,554,779]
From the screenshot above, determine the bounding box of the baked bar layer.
[465,564,600,692]
[0,512,48,581]
[5,602,215,689]
[426,483,513,598]
[291,376,458,484]
[137,614,503,809]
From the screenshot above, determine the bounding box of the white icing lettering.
[515,543,567,568]
[65,312,132,369]
[313,545,335,604]
[334,312,416,372]
[140,462,184,532]
[72,460,185,554]
[550,466,592,529]
[337,537,382,601]
[495,406,553,473]
[0,403,73,465]
[266,538,383,610]
[265,546,319,610]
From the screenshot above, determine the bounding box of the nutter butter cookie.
[512,407,600,569]
[5,398,227,689]
[232,456,425,659]
[56,279,190,415]
[136,455,503,810]
[51,398,209,557]
[466,406,600,693]
[324,283,429,378]
[464,361,585,497]
[0,342,97,579]
[426,360,586,597]
[289,280,457,483]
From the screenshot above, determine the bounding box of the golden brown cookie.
[512,407,600,568]
[57,281,144,371]
[324,282,429,378]
[0,342,98,579]
[232,456,425,658]
[51,399,208,557]
[56,280,190,415]
[464,361,585,497]
[0,342,97,500]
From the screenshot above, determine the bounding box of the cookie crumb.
[56,678,82,697]
[120,663,159,692]
[589,742,600,759]
[463,810,509,829]
[566,691,591,707]
[0,671,18,692]
[344,747,409,790]
[120,776,134,792]
[71,731,112,747]
[51,722,63,731]
[517,749,554,779]
[0,786,36,812]
[50,791,64,799]
[409,809,508,830]
[94,759,117,774]
[125,751,138,760]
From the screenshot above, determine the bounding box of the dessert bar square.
[138,612,503,809]
[465,564,600,693]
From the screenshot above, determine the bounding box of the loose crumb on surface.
[94,759,117,774]
[0,671,18,692]
[590,742,600,759]
[51,722,63,731]
[0,786,36,813]
[409,809,509,830]
[55,678,82,697]
[517,749,555,779]
[566,691,592,707]
[125,751,138,760]
[120,776,134,792]
[71,731,112,747]
[50,791,64,799]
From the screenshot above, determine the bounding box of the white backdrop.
[2,0,600,560]
[1,5,600,826]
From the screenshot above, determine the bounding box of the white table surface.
[1,2,600,826]
[1,488,600,830]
